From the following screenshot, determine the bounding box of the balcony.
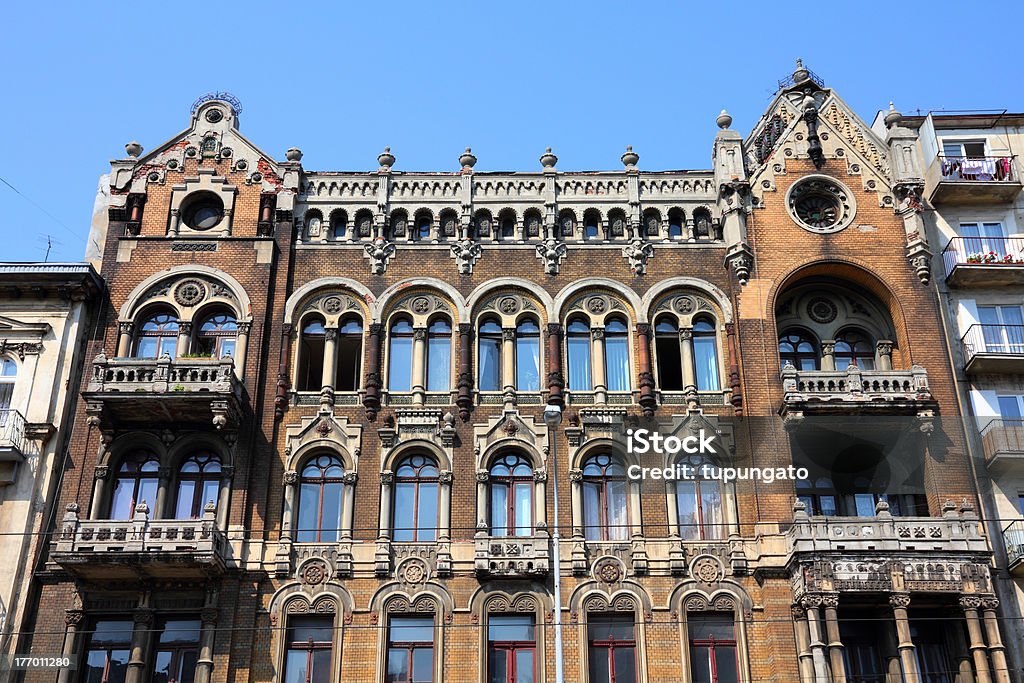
[979,419,1024,473]
[925,155,1021,205]
[943,237,1024,287]
[474,535,550,578]
[780,364,933,417]
[0,409,26,485]
[1005,520,1024,576]
[961,325,1024,374]
[83,355,243,429]
[51,504,228,580]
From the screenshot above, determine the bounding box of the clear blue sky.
[1,2,1020,262]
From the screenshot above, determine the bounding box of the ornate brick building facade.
[18,65,1020,682]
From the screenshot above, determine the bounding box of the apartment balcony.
[51,504,228,580]
[0,409,26,485]
[943,237,1024,287]
[83,355,243,430]
[979,419,1024,474]
[474,534,550,578]
[961,325,1024,374]
[925,155,1021,205]
[779,364,933,417]
[1005,520,1024,576]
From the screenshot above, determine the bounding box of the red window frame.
[587,615,637,683]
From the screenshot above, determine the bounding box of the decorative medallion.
[786,177,856,234]
[322,296,343,314]
[691,555,723,585]
[412,297,432,314]
[596,558,623,584]
[174,279,207,307]
[673,296,696,315]
[205,108,224,123]
[398,558,428,585]
[806,297,838,324]
[301,560,328,586]
[586,297,608,315]
[498,297,520,315]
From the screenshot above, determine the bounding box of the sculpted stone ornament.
[450,238,483,274]
[725,243,754,285]
[535,238,567,275]
[622,239,654,275]
[364,237,396,274]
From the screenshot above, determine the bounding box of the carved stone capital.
[380,470,394,485]
[438,470,453,484]
[980,597,1000,611]
[889,593,911,609]
[476,469,489,483]
[94,465,110,481]
[283,470,299,485]
[65,609,85,627]
[533,470,548,483]
[568,468,583,483]
[959,596,982,611]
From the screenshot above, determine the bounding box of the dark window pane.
[489,615,535,642]
[489,647,508,683]
[688,613,735,641]
[386,649,409,683]
[288,617,333,643]
[391,616,434,643]
[515,649,535,683]
[411,647,433,682]
[613,647,637,683]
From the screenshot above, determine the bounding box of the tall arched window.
[110,452,160,519]
[490,453,533,537]
[414,214,432,241]
[174,452,222,519]
[676,457,723,540]
[567,318,592,391]
[196,311,237,358]
[393,454,439,542]
[388,317,415,392]
[336,317,363,392]
[692,318,721,391]
[655,317,683,391]
[583,213,601,240]
[604,317,630,392]
[668,209,684,239]
[297,317,326,392]
[134,311,179,359]
[515,319,541,392]
[581,453,629,540]
[500,215,515,240]
[0,357,16,412]
[331,210,347,239]
[835,329,875,370]
[688,613,739,683]
[297,454,345,543]
[779,330,820,371]
[426,318,452,392]
[478,317,503,392]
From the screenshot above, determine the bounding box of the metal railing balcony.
[1005,520,1024,575]
[937,155,1015,183]
[961,324,1024,374]
[943,236,1024,286]
[0,409,26,454]
[979,418,1024,472]
[926,155,1021,204]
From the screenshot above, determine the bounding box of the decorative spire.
[378,146,395,170]
[716,110,733,130]
[124,141,143,159]
[793,58,810,84]
[459,147,477,170]
[539,147,558,170]
[621,145,639,169]
[884,101,903,128]
[285,147,303,162]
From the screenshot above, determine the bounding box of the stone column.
[321,328,338,405]
[438,470,453,542]
[821,340,837,371]
[91,465,110,518]
[194,604,218,683]
[176,321,193,358]
[890,593,920,683]
[635,323,657,417]
[876,340,894,371]
[962,596,994,683]
[802,595,832,683]
[456,323,474,421]
[58,609,85,683]
[378,471,394,541]
[154,466,172,519]
[679,328,696,390]
[569,469,584,538]
[275,324,293,420]
[126,608,154,683]
[533,470,547,533]
[475,470,489,535]
[363,323,383,419]
[410,327,427,405]
[546,324,564,408]
[791,605,816,683]
[502,327,516,407]
[216,466,233,530]
[281,471,297,542]
[234,321,251,379]
[822,594,847,683]
[168,207,181,237]
[117,322,133,357]
[591,327,607,404]
[981,597,1011,683]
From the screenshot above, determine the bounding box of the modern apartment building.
[15,65,1019,682]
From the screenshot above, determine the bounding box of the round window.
[786,176,856,234]
[181,192,225,231]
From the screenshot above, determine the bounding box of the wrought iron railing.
[961,324,1024,361]
[0,409,26,453]
[980,418,1024,461]
[1005,520,1024,567]
[936,155,1015,183]
[943,236,1024,277]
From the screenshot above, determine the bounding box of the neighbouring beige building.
[0,263,101,672]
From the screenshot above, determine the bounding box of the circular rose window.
[181,192,225,231]
[786,176,856,234]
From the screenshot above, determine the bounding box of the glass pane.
[321,481,343,543]
[588,646,610,682]
[605,335,630,392]
[160,620,201,644]
[854,493,876,517]
[201,479,220,513]
[107,650,130,683]
[613,647,637,683]
[417,482,438,541]
[999,396,1023,419]
[427,336,450,392]
[583,482,602,540]
[386,649,409,683]
[297,482,321,543]
[110,480,135,519]
[514,482,532,537]
[516,335,540,391]
[656,336,683,391]
[391,617,434,643]
[479,336,502,392]
[693,335,721,391]
[688,613,735,641]
[389,335,413,392]
[715,647,739,683]
[393,482,415,542]
[701,481,724,540]
[175,480,197,519]
[491,483,509,536]
[137,477,158,510]
[690,645,714,683]
[489,615,535,642]
[588,615,634,642]
[135,337,158,358]
[819,495,838,517]
[676,481,698,540]
[288,617,333,643]
[151,651,173,683]
[515,649,535,683]
[310,649,331,683]
[607,478,629,540]
[489,647,508,683]
[159,337,177,359]
[411,647,433,682]
[336,335,361,391]
[567,335,591,390]
[92,620,134,644]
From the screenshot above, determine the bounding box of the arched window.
[0,357,16,412]
[414,214,432,242]
[655,317,683,391]
[668,209,684,239]
[692,318,721,391]
[336,317,363,392]
[296,454,346,543]
[581,453,629,540]
[500,215,515,240]
[835,329,875,370]
[693,208,713,239]
[331,210,348,239]
[426,318,452,392]
[588,614,636,683]
[796,477,838,517]
[284,617,333,683]
[490,453,533,536]
[583,213,601,240]
[604,317,630,392]
[688,613,739,683]
[174,452,221,519]
[393,454,439,542]
[388,317,415,392]
[779,330,820,371]
[297,317,326,392]
[515,319,541,392]
[196,311,237,358]
[134,311,179,359]
[478,317,503,392]
[676,457,723,540]
[110,452,160,519]
[304,211,323,240]
[567,318,592,390]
